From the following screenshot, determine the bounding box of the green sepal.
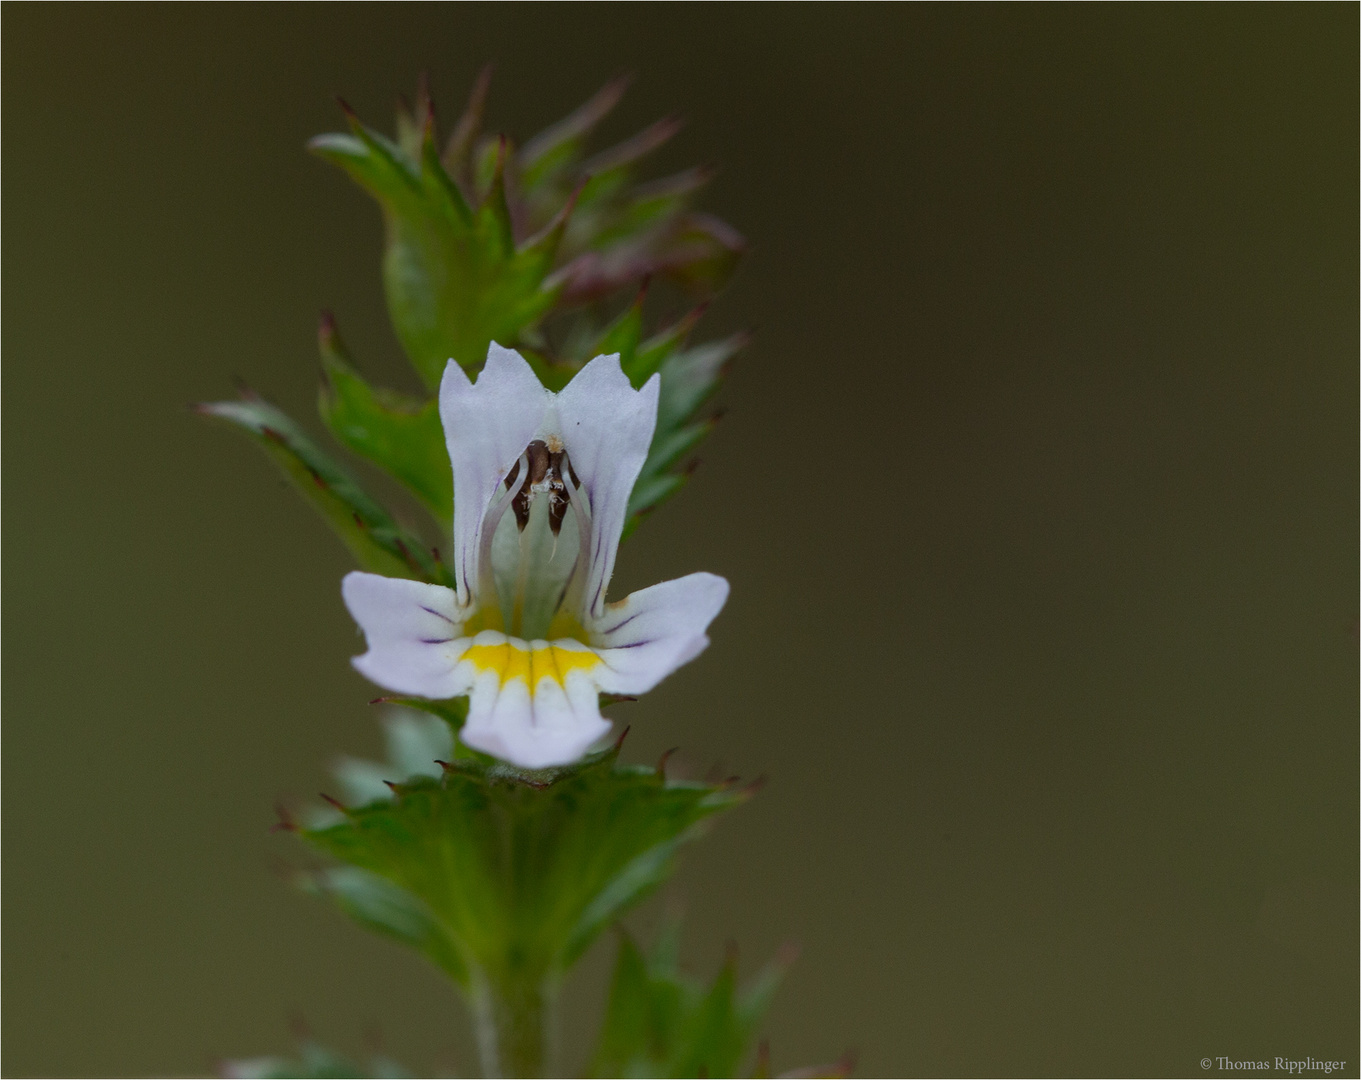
[196,393,444,583]
[588,924,796,1079]
[315,316,452,524]
[299,743,753,993]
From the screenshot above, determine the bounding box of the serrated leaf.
[643,420,714,483]
[588,292,646,372]
[301,752,748,995]
[316,318,451,523]
[589,167,714,254]
[655,335,744,435]
[316,117,557,387]
[624,474,689,539]
[196,396,443,583]
[442,65,492,179]
[302,866,467,983]
[621,333,746,534]
[657,213,747,295]
[519,77,629,194]
[625,306,704,387]
[579,117,684,190]
[588,926,795,1079]
[672,955,743,1078]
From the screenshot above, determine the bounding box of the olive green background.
[3,5,1356,1077]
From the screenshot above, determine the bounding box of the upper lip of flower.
[340,344,729,770]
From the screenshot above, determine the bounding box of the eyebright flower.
[341,345,729,769]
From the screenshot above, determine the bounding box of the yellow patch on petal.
[463,638,602,689]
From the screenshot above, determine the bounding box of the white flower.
[341,344,729,769]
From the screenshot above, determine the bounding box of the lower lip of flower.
[462,634,603,690]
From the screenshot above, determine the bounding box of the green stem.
[471,969,558,1078]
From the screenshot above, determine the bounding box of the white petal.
[342,572,472,698]
[589,572,730,695]
[554,354,660,618]
[460,662,610,769]
[439,345,552,605]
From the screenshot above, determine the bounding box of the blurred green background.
[3,5,1356,1077]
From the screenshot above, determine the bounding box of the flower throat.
[482,437,590,641]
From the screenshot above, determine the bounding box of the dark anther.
[509,439,572,534]
[547,445,569,535]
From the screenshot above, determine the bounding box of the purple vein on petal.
[597,609,643,635]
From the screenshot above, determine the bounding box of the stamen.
[560,464,594,623]
[478,450,529,602]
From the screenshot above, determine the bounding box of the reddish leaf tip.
[740,775,769,799]
[271,802,299,834]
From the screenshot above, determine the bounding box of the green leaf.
[302,866,467,983]
[671,954,743,1079]
[623,333,747,534]
[316,316,452,523]
[369,694,470,737]
[623,474,688,541]
[442,65,493,186]
[590,166,714,253]
[314,114,558,388]
[588,292,646,372]
[519,77,629,195]
[655,335,745,435]
[625,305,705,387]
[656,213,747,296]
[196,394,444,583]
[590,934,654,1074]
[300,748,751,995]
[588,925,797,1079]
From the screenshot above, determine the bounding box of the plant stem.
[471,969,558,1078]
